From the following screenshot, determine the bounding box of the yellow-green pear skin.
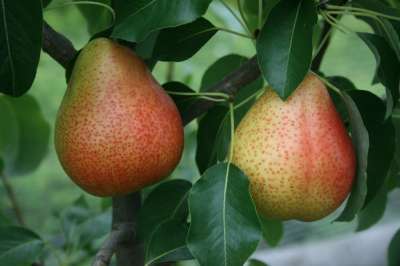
[55,38,184,197]
[232,74,356,221]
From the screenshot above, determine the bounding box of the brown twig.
[0,172,25,225]
[42,22,77,69]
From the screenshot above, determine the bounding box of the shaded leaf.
[145,219,188,265]
[358,33,400,118]
[259,216,283,247]
[112,0,213,42]
[388,228,400,266]
[196,106,229,174]
[187,163,261,266]
[0,226,44,266]
[154,246,193,263]
[74,0,112,35]
[335,92,369,221]
[0,0,42,96]
[162,82,197,116]
[348,90,395,205]
[0,95,50,176]
[256,0,317,99]
[139,18,217,62]
[356,185,387,231]
[138,179,191,239]
[352,0,400,60]
[247,259,269,266]
[201,54,263,104]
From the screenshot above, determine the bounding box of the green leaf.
[0,0,43,96]
[352,0,400,60]
[0,226,44,266]
[356,185,387,231]
[111,0,213,42]
[196,106,230,173]
[259,216,283,247]
[256,0,317,99]
[138,179,192,239]
[154,246,193,263]
[388,228,400,266]
[74,0,112,35]
[145,218,189,265]
[358,33,400,118]
[247,259,269,266]
[335,92,369,221]
[244,0,279,18]
[42,0,52,7]
[138,18,217,62]
[187,163,261,266]
[0,95,50,176]
[348,90,395,206]
[201,54,263,104]
[78,211,111,247]
[162,82,197,116]
[0,209,11,226]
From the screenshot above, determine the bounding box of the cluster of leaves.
[1,0,400,266]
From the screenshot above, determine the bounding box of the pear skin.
[232,73,356,221]
[55,38,184,196]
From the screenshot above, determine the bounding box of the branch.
[92,223,135,266]
[42,21,77,68]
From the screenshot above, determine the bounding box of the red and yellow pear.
[232,73,356,221]
[55,38,184,197]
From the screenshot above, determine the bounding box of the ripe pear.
[232,73,356,221]
[55,38,184,197]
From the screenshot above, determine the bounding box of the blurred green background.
[1,1,399,265]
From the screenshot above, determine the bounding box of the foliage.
[1,0,400,265]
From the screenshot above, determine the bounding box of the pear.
[232,73,356,221]
[55,38,184,197]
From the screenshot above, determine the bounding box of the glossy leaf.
[356,185,387,231]
[348,90,395,205]
[138,179,191,239]
[74,0,112,35]
[0,95,50,176]
[259,216,283,247]
[139,18,217,62]
[247,259,269,266]
[145,218,189,265]
[352,0,400,60]
[0,0,42,96]
[0,226,44,266]
[200,54,263,104]
[0,209,11,226]
[256,0,317,99]
[358,33,400,118]
[187,163,261,266]
[154,246,193,263]
[335,92,369,221]
[388,228,400,266]
[163,82,197,116]
[112,0,213,42]
[196,106,229,173]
